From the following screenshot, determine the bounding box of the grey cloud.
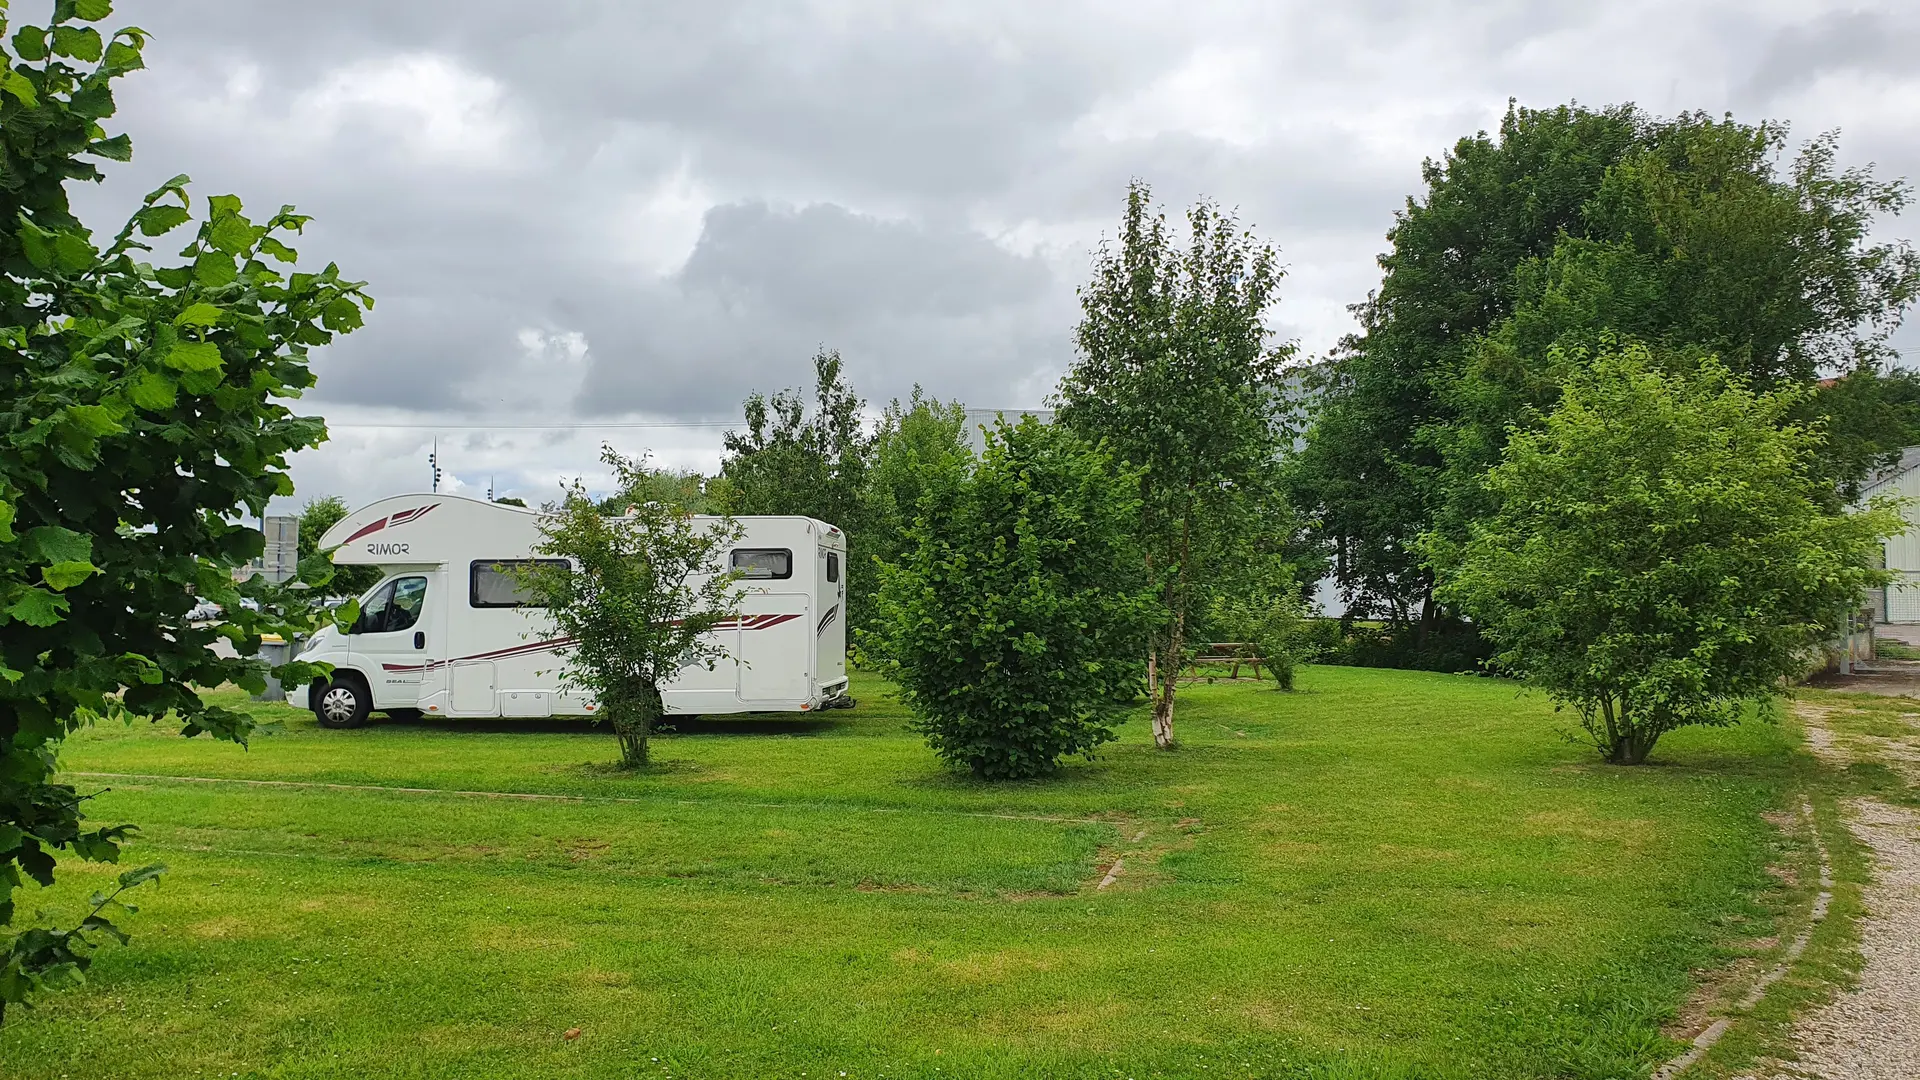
[34,0,1916,518]
[1739,11,1920,105]
[574,200,1074,416]
[678,202,1050,321]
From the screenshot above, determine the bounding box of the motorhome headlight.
[298,628,328,657]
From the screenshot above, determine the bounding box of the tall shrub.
[1434,343,1900,764]
[875,419,1151,779]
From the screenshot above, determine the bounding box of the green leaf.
[24,525,92,565]
[68,83,114,119]
[142,173,191,206]
[0,498,14,541]
[6,587,70,627]
[134,204,190,236]
[86,133,131,161]
[2,69,38,106]
[11,27,48,63]
[164,341,222,373]
[103,39,141,73]
[63,402,124,436]
[128,370,177,410]
[42,561,99,590]
[321,297,364,332]
[117,862,166,890]
[0,824,23,851]
[208,212,255,255]
[52,24,101,60]
[173,302,222,328]
[256,236,298,263]
[18,220,53,269]
[52,230,95,272]
[193,250,237,287]
[72,830,122,862]
[73,0,114,21]
[331,597,360,632]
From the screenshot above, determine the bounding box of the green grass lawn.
[1,667,1806,1079]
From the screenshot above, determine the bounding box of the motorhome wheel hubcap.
[320,686,358,723]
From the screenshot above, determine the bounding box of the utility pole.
[428,438,442,493]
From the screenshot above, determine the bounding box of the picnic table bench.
[1177,642,1268,682]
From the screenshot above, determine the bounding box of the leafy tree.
[492,496,527,508]
[519,448,744,768]
[874,419,1150,779]
[1433,343,1899,765]
[866,387,971,573]
[0,1,368,1019]
[600,464,715,515]
[1807,364,1920,501]
[1056,181,1291,748]
[718,348,875,626]
[1290,103,1647,632]
[295,494,379,596]
[1437,117,1919,532]
[1294,104,1918,638]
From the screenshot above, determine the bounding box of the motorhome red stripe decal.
[374,617,801,674]
[343,503,440,546]
[382,636,576,673]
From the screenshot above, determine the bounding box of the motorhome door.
[348,572,439,708]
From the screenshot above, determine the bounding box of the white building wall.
[1863,454,1920,623]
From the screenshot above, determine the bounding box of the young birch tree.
[520,449,745,768]
[1056,181,1292,748]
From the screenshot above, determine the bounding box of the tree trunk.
[1602,703,1656,766]
[1151,621,1184,750]
[1607,728,1657,766]
[1149,502,1194,751]
[610,681,664,768]
[1151,671,1176,749]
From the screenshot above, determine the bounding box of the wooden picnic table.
[1177,642,1267,682]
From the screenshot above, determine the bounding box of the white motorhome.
[297,494,849,729]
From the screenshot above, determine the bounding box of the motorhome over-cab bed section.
[298,494,848,728]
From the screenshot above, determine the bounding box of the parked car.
[187,600,222,622]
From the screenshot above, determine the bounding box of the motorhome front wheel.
[316,679,371,729]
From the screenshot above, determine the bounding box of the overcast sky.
[68,1,1920,509]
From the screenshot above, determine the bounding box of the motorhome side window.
[471,559,570,607]
[826,553,839,583]
[731,548,792,580]
[351,576,427,634]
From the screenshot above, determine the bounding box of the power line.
[326,420,739,430]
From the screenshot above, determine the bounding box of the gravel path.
[1787,798,1920,1079]
[1762,701,1920,1079]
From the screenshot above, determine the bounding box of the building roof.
[1865,445,1920,494]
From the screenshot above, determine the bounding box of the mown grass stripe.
[66,769,1121,827]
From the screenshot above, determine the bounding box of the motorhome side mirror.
[414,631,425,650]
